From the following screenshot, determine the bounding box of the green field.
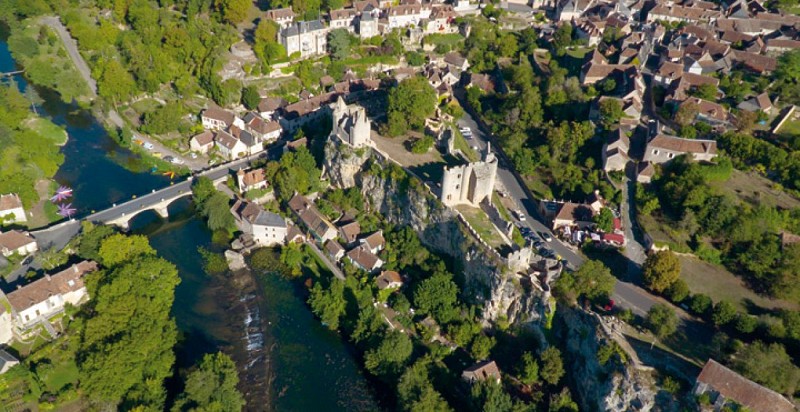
[27,118,67,145]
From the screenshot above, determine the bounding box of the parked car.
[515,210,526,221]
[143,142,154,150]
[460,127,473,139]
[540,232,553,242]
[163,155,175,163]
[190,153,198,159]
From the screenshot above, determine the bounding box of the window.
[652,149,660,155]
[668,152,674,159]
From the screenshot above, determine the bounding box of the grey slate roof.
[282,20,326,37]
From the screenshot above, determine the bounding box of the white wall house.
[0,194,26,223]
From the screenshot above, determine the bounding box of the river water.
[0,27,378,411]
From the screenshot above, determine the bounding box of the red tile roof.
[696,359,795,412]
[5,261,97,313]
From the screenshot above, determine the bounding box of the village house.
[279,20,329,58]
[214,130,248,160]
[288,194,338,242]
[545,201,596,230]
[694,359,795,412]
[0,193,26,223]
[667,72,719,102]
[357,12,379,39]
[681,97,731,127]
[646,3,722,24]
[0,261,98,344]
[636,161,656,183]
[0,350,19,374]
[737,92,773,114]
[441,146,498,207]
[230,126,265,157]
[236,168,269,194]
[422,5,457,35]
[359,230,385,254]
[0,230,38,257]
[643,133,718,164]
[556,0,595,21]
[258,97,288,120]
[189,130,215,154]
[324,239,346,261]
[376,270,403,290]
[580,62,633,86]
[230,200,287,246]
[329,8,357,31]
[602,129,631,172]
[386,4,431,30]
[201,106,242,131]
[346,244,383,273]
[654,61,684,86]
[243,112,282,143]
[280,92,337,133]
[338,221,361,246]
[266,7,296,28]
[462,360,502,384]
[329,97,373,148]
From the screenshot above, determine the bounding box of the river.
[0,26,378,411]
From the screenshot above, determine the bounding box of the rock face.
[323,139,543,326]
[558,307,660,412]
[225,250,247,271]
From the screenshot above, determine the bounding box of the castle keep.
[330,96,373,148]
[440,145,498,207]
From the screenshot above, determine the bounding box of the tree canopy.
[172,352,245,412]
[646,304,678,341]
[387,76,437,136]
[642,251,681,294]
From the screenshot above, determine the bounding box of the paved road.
[455,89,666,317]
[307,242,346,281]
[43,16,202,170]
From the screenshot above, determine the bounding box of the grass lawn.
[422,33,464,48]
[638,213,691,252]
[455,205,505,249]
[301,244,333,279]
[523,175,554,200]
[452,128,479,162]
[711,169,800,210]
[564,47,592,59]
[679,255,799,312]
[777,119,800,138]
[130,98,162,115]
[27,118,67,145]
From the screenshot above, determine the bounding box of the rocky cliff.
[558,307,663,412]
[322,140,542,326]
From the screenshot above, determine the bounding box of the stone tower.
[330,96,372,148]
[440,145,498,207]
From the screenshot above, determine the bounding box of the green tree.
[202,192,236,233]
[364,331,413,377]
[97,58,136,104]
[689,294,713,317]
[470,380,513,412]
[215,0,251,24]
[549,388,579,412]
[734,341,800,395]
[327,29,352,61]
[552,24,572,56]
[712,300,737,327]
[77,222,116,261]
[642,251,681,293]
[470,334,496,361]
[397,361,452,412]
[79,255,180,408]
[519,352,540,386]
[172,352,245,412]
[692,83,718,100]
[665,278,690,303]
[34,247,68,271]
[675,101,699,127]
[598,98,623,131]
[775,49,800,103]
[199,247,229,275]
[308,280,346,330]
[192,176,217,206]
[241,85,261,110]
[540,347,564,385]
[646,303,678,344]
[98,233,156,267]
[593,207,614,232]
[387,76,437,136]
[555,259,615,302]
[413,272,459,323]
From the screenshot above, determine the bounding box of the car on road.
[190,153,198,159]
[533,240,544,248]
[539,232,553,242]
[515,210,526,221]
[460,127,473,139]
[540,248,555,258]
[164,155,175,163]
[152,152,163,158]
[143,142,154,150]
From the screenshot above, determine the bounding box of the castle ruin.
[440,145,498,207]
[330,96,372,148]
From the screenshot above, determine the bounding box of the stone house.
[359,230,385,254]
[280,20,329,58]
[214,130,247,160]
[236,168,269,194]
[680,97,731,127]
[288,194,338,242]
[230,126,265,157]
[0,193,26,223]
[462,360,501,384]
[547,201,596,230]
[244,112,283,143]
[324,239,346,261]
[338,221,362,246]
[230,200,287,246]
[266,7,296,28]
[602,129,631,172]
[189,130,215,154]
[422,5,457,35]
[643,134,718,164]
[258,97,288,120]
[0,350,19,374]
[694,359,795,412]
[440,147,498,207]
[0,261,97,344]
[0,230,38,257]
[201,106,242,131]
[737,92,773,114]
[280,93,337,133]
[358,12,379,39]
[329,8,357,31]
[654,61,684,86]
[346,244,383,273]
[386,4,431,30]
[444,52,469,71]
[636,161,656,183]
[376,270,403,290]
[646,4,722,24]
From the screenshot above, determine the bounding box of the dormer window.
[668,153,674,159]
[652,149,660,155]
